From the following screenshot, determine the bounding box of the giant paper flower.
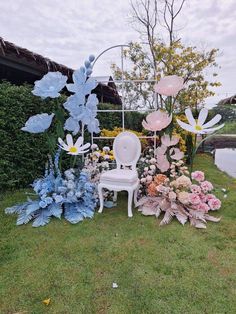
[58,134,90,155]
[142,110,172,131]
[177,108,224,134]
[21,113,55,133]
[66,67,98,104]
[154,75,184,96]
[32,72,67,99]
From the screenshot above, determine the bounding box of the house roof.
[0,37,122,105]
[218,95,236,106]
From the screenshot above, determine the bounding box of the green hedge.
[0,82,146,190]
[0,81,65,190]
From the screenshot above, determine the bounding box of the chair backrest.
[113,131,141,170]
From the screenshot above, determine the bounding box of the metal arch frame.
[91,44,158,148]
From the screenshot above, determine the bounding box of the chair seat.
[100,169,138,184]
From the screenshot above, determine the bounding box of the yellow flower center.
[69,146,77,153]
[195,125,202,131]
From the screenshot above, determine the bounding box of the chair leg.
[98,185,104,213]
[113,191,117,202]
[134,186,139,207]
[128,190,134,218]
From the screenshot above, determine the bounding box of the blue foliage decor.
[5,54,100,227]
[5,150,97,227]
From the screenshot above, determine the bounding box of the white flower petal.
[177,119,197,133]
[74,136,83,148]
[185,108,196,126]
[66,134,74,147]
[202,124,224,133]
[78,142,91,152]
[58,137,69,151]
[202,114,222,128]
[197,108,208,126]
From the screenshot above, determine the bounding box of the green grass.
[0,155,236,314]
[219,121,236,134]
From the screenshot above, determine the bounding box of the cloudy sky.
[0,0,235,106]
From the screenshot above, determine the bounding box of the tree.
[111,0,221,111]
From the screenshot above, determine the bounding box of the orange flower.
[147,182,158,196]
[154,174,167,186]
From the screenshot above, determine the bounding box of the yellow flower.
[42,298,51,306]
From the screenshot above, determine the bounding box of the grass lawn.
[0,154,236,314]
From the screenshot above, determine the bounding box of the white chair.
[98,131,141,217]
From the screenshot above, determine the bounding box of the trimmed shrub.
[0,81,65,190]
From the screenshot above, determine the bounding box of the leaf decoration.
[205,214,221,222]
[32,210,51,227]
[160,210,174,226]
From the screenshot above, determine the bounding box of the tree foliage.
[111,0,221,110]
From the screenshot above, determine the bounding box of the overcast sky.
[0,0,235,107]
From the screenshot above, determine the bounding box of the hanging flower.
[142,110,172,131]
[177,108,224,134]
[21,113,55,133]
[58,134,90,155]
[154,75,184,96]
[32,72,67,99]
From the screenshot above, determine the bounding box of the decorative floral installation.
[5,151,97,227]
[6,55,99,227]
[21,54,100,136]
[154,75,184,96]
[137,168,221,229]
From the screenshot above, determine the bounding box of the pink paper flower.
[190,184,201,194]
[169,147,184,160]
[154,75,184,96]
[191,171,205,182]
[197,202,210,212]
[201,180,213,193]
[142,110,172,132]
[161,134,179,147]
[156,154,170,173]
[208,198,221,210]
[189,193,201,205]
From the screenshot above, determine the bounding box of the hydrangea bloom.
[21,113,55,133]
[32,72,67,98]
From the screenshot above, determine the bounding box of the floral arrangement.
[137,170,221,228]
[137,75,223,228]
[5,150,97,227]
[5,55,100,227]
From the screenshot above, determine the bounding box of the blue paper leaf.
[5,202,29,214]
[26,201,40,215]
[64,203,84,224]
[104,201,116,208]
[16,211,34,225]
[48,203,62,218]
[32,209,51,227]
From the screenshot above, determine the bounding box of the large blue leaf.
[48,203,62,218]
[16,211,34,225]
[5,202,29,214]
[32,209,51,227]
[64,203,84,224]
[26,201,40,215]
